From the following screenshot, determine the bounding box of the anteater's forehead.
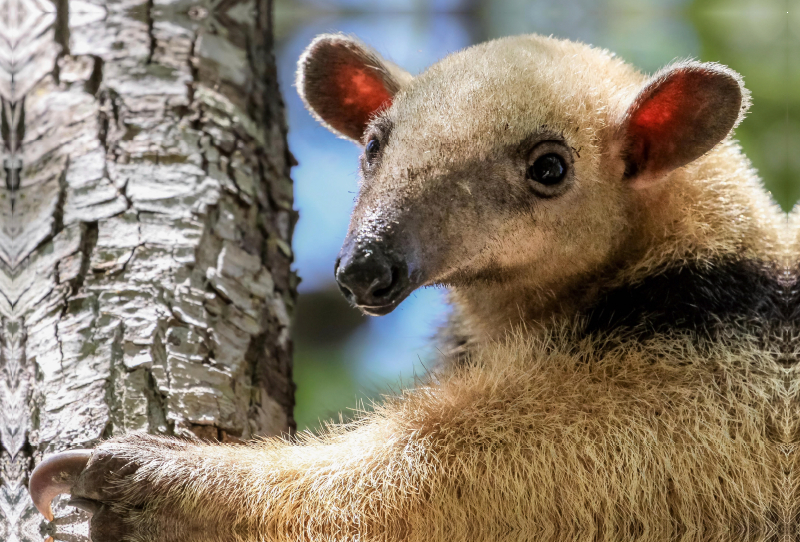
[386,36,641,159]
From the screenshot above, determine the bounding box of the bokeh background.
[274,0,799,431]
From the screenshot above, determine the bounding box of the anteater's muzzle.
[335,240,411,316]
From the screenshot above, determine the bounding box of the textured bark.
[0,0,297,540]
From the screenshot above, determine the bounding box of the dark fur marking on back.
[581,258,798,339]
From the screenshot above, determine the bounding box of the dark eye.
[527,153,566,186]
[365,138,381,162]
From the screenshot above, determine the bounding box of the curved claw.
[29,450,92,521]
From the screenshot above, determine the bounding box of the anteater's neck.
[448,255,791,352]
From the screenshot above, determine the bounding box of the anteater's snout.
[335,244,410,316]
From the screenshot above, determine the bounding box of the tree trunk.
[0,0,297,540]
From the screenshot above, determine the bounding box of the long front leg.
[30,338,780,542]
[32,423,434,542]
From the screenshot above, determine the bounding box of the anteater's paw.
[30,434,200,542]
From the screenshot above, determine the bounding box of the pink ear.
[622,62,745,182]
[331,60,395,136]
[298,35,408,141]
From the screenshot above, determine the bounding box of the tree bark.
[0,0,297,540]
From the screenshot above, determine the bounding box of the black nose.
[335,247,408,313]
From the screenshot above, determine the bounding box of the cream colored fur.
[106,323,785,541]
[57,34,798,542]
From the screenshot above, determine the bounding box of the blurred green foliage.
[291,289,368,428]
[293,345,365,431]
[690,0,799,209]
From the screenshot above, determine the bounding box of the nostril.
[338,282,353,300]
[372,266,399,300]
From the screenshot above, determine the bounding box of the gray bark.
[0,0,297,540]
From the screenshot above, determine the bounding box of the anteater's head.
[297,34,747,317]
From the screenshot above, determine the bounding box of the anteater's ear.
[297,34,412,141]
[619,61,749,186]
